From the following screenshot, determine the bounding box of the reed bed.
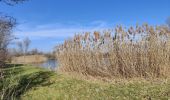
[56,24,170,79]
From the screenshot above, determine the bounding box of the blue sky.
[0,0,170,52]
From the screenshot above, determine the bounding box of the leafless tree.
[23,37,31,55]
[0,16,16,65]
[0,0,28,66]
[16,41,23,55]
[16,37,31,55]
[30,48,38,55]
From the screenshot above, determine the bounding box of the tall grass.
[56,24,170,79]
[0,67,20,100]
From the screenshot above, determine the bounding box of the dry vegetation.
[11,55,47,64]
[56,24,170,79]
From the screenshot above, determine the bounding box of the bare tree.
[23,37,31,55]
[16,37,31,55]
[30,48,38,55]
[0,16,16,65]
[16,41,23,55]
[0,0,28,67]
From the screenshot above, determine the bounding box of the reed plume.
[56,24,170,79]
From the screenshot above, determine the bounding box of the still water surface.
[33,59,57,70]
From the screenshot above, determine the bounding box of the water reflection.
[33,59,57,70]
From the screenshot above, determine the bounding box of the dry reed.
[55,24,170,79]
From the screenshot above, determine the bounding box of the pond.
[33,59,58,70]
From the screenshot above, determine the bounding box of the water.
[33,59,58,70]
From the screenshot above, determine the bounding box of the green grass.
[1,65,170,100]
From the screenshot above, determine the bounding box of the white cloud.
[11,21,114,52]
[14,21,111,40]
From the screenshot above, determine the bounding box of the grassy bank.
[1,65,170,100]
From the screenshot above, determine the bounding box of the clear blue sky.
[0,0,170,52]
